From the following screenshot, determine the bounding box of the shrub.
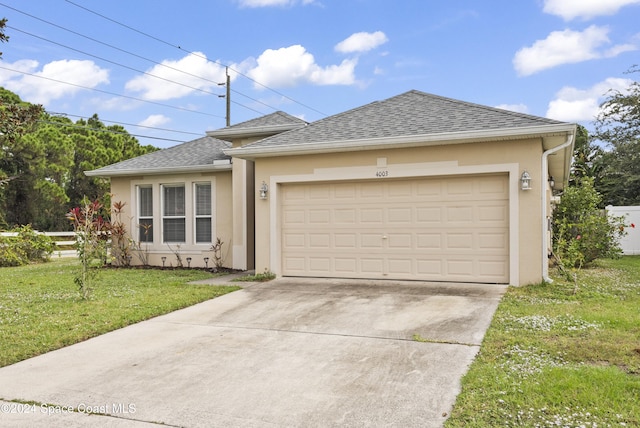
[15,224,55,262]
[553,178,626,269]
[0,225,54,267]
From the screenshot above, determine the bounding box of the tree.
[65,114,158,212]
[593,66,640,206]
[569,124,606,189]
[0,88,158,230]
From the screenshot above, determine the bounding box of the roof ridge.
[407,90,562,125]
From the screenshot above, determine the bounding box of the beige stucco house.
[87,90,575,286]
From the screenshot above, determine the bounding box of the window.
[137,185,153,243]
[194,183,212,243]
[163,184,185,242]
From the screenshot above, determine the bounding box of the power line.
[46,111,203,137]
[0,2,277,117]
[0,64,224,118]
[63,0,328,118]
[5,21,268,117]
[7,25,225,99]
[37,118,188,144]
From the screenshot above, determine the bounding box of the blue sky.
[1,0,639,148]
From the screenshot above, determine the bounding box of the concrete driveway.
[0,277,506,427]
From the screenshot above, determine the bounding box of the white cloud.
[138,114,171,128]
[495,103,530,114]
[246,45,357,88]
[236,0,316,7]
[543,0,640,20]
[335,31,389,54]
[546,77,633,122]
[0,59,109,105]
[125,52,229,101]
[513,25,635,76]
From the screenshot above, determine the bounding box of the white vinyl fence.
[607,206,640,255]
[0,231,77,258]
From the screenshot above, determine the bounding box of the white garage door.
[280,174,509,283]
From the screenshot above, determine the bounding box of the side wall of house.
[110,170,234,268]
[252,138,545,286]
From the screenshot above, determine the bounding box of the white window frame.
[137,185,154,243]
[193,182,213,244]
[162,183,186,243]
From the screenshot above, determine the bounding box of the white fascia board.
[226,123,576,159]
[206,123,305,140]
[84,163,232,178]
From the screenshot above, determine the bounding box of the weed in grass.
[499,345,569,379]
[446,256,640,427]
[501,314,602,332]
[232,270,276,282]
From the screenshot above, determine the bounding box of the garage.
[280,173,509,283]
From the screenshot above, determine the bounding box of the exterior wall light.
[548,176,555,190]
[259,181,268,200]
[520,171,532,191]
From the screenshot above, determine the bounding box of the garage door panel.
[361,234,384,248]
[361,258,385,274]
[284,233,305,248]
[360,208,384,223]
[308,233,330,248]
[388,207,412,223]
[417,233,442,249]
[281,175,509,283]
[309,257,331,273]
[388,258,413,274]
[388,233,412,248]
[446,233,474,249]
[417,259,444,275]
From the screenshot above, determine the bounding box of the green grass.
[446,256,640,427]
[0,259,240,367]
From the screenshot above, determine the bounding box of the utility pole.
[218,66,231,127]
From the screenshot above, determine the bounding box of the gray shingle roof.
[238,90,566,149]
[86,136,231,176]
[222,111,307,130]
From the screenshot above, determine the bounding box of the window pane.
[138,218,153,243]
[163,185,185,216]
[139,186,153,217]
[163,218,185,242]
[195,183,211,216]
[195,217,212,243]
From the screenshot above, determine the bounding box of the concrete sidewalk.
[0,277,506,427]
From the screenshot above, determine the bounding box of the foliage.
[553,178,627,271]
[110,200,132,267]
[446,257,640,427]
[0,87,157,231]
[66,199,111,299]
[0,225,54,267]
[593,66,640,206]
[232,269,276,282]
[210,237,225,271]
[0,259,239,367]
[568,125,606,189]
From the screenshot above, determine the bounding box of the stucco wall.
[110,171,233,268]
[252,138,545,286]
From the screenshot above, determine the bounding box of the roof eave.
[84,162,232,178]
[206,123,306,140]
[226,123,577,160]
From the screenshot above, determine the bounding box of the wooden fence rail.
[0,231,78,258]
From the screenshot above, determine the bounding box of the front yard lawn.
[446,256,640,427]
[0,259,239,367]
